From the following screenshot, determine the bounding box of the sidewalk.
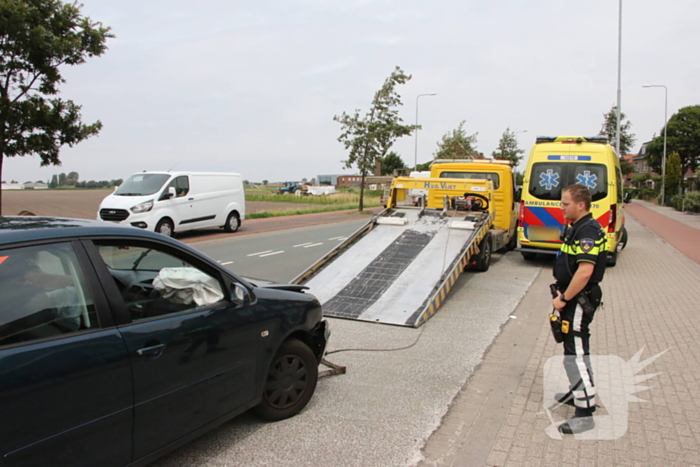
[419,205,700,466]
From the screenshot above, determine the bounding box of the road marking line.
[259,251,284,257]
[248,250,273,257]
[304,243,324,248]
[328,236,346,240]
[294,242,314,247]
[221,261,234,265]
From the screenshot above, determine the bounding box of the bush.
[676,191,700,213]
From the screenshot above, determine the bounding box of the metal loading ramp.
[301,209,489,327]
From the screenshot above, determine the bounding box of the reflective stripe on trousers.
[562,301,596,409]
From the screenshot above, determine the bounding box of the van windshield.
[114,174,171,196]
[528,162,607,201]
[439,172,500,189]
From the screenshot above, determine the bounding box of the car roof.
[0,216,167,246]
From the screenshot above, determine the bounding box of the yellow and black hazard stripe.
[416,222,490,326]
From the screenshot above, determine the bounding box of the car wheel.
[155,218,174,237]
[254,340,318,421]
[521,252,537,261]
[224,212,240,233]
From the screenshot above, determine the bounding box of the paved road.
[193,219,369,283]
[152,227,543,467]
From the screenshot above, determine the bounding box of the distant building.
[22,182,48,190]
[316,174,343,186]
[364,176,393,190]
[1,183,23,190]
[337,175,363,187]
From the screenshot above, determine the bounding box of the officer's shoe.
[559,409,595,435]
[554,392,575,407]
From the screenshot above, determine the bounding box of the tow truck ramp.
[293,206,491,327]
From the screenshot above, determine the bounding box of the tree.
[49,174,58,188]
[491,127,525,166]
[334,66,417,211]
[0,0,113,214]
[646,105,700,190]
[599,105,636,155]
[433,121,478,160]
[243,180,249,185]
[58,172,66,186]
[664,152,682,199]
[380,151,406,175]
[620,157,634,176]
[67,171,79,182]
[262,180,268,185]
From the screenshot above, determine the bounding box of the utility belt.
[548,283,601,343]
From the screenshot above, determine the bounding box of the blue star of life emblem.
[576,170,598,189]
[539,170,560,190]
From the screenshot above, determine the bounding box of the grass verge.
[247,204,380,219]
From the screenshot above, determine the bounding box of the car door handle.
[136,343,166,357]
[188,197,194,201]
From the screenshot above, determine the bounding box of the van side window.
[0,243,97,347]
[616,168,623,201]
[167,176,189,198]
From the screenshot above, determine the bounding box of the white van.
[98,172,245,236]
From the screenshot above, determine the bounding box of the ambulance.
[517,136,626,266]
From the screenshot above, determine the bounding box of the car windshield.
[115,174,171,196]
[528,162,607,202]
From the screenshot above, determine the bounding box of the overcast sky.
[5,0,699,184]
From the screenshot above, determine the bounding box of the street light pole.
[615,0,623,157]
[642,84,668,205]
[414,93,437,171]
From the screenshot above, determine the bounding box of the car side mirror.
[232,283,251,305]
[515,187,522,202]
[623,192,632,204]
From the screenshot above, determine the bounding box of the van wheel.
[505,232,518,251]
[521,252,537,261]
[224,212,240,233]
[155,218,174,237]
[619,226,628,251]
[254,340,318,421]
[607,249,618,267]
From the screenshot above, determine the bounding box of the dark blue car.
[0,216,328,467]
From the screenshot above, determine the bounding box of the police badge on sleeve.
[580,238,594,253]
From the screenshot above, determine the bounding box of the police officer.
[551,184,607,434]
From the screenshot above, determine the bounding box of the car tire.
[607,249,618,267]
[254,339,318,422]
[224,212,240,233]
[155,218,174,237]
[521,252,537,261]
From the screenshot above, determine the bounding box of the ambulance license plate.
[528,226,561,242]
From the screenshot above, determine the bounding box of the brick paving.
[419,203,700,467]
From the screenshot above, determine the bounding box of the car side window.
[95,243,225,322]
[0,243,97,347]
[166,176,189,198]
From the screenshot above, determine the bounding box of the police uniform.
[554,212,607,413]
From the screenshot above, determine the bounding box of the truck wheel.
[224,212,240,233]
[468,233,492,272]
[254,340,318,421]
[155,218,174,237]
[521,252,537,261]
[505,232,518,251]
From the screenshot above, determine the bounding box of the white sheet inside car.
[153,267,224,306]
